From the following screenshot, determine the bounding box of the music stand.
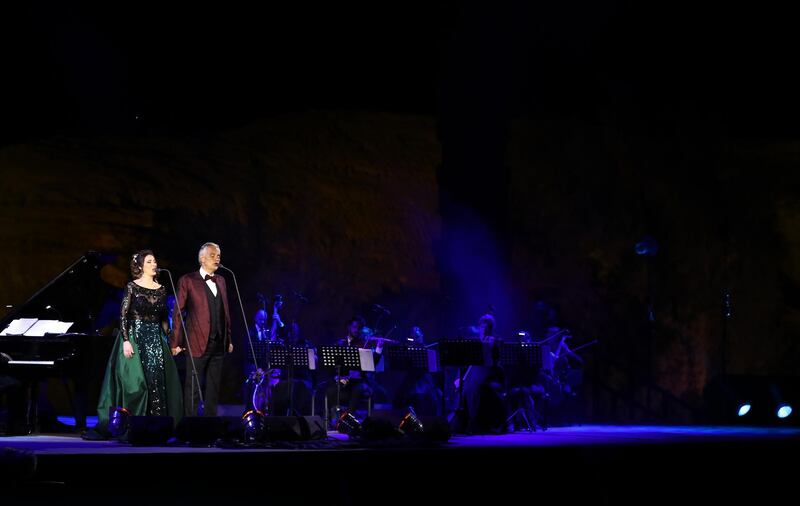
[499,342,542,370]
[383,345,431,371]
[438,339,489,433]
[500,342,544,432]
[266,345,315,415]
[319,346,374,428]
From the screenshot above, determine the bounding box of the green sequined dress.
[94,282,182,434]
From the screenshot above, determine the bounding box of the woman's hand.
[123,341,134,359]
[171,346,183,356]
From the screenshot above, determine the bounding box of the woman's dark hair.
[130,249,155,279]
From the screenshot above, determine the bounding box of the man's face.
[200,246,221,274]
[255,311,267,328]
[348,321,362,338]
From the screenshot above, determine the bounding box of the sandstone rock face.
[0,111,442,403]
[507,119,800,412]
[2,111,797,416]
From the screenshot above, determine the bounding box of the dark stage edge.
[2,425,798,505]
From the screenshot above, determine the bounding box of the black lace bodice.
[120,282,169,341]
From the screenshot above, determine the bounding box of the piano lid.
[0,252,118,336]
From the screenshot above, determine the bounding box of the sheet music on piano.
[0,318,39,336]
[0,318,74,336]
[25,320,74,336]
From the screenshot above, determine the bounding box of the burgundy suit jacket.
[170,271,232,357]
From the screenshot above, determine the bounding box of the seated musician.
[325,316,386,421]
[393,326,442,416]
[460,313,506,434]
[519,300,585,427]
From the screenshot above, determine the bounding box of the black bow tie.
[204,274,216,283]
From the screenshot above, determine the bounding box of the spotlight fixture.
[777,404,793,419]
[336,411,362,436]
[398,407,424,436]
[241,410,266,444]
[635,236,659,256]
[737,403,751,417]
[108,407,130,438]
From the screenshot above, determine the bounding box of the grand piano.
[0,252,119,433]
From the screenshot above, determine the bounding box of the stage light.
[398,407,424,436]
[737,403,751,417]
[108,407,130,437]
[336,411,362,436]
[635,236,659,256]
[777,404,792,419]
[241,410,266,443]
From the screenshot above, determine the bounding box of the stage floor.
[2,424,799,454]
[3,425,798,505]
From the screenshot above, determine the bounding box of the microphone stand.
[218,264,262,413]
[159,268,204,414]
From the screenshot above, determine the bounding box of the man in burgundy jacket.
[171,242,234,416]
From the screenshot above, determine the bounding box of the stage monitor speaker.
[362,411,450,442]
[417,416,451,442]
[301,415,327,440]
[264,416,326,441]
[127,416,174,445]
[176,416,220,445]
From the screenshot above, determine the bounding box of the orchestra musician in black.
[459,313,506,434]
[393,326,442,416]
[244,308,276,413]
[248,296,314,416]
[522,299,587,427]
[325,316,386,421]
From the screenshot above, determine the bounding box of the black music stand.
[438,339,487,433]
[318,346,373,428]
[500,342,544,431]
[383,345,430,371]
[499,342,542,370]
[266,345,313,415]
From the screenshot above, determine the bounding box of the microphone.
[157,265,205,412]
[217,264,263,373]
[293,291,309,303]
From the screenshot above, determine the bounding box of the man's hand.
[228,343,234,353]
[171,346,183,356]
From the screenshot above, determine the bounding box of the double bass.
[250,295,284,413]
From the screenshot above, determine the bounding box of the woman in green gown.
[93,250,183,436]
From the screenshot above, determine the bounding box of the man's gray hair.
[198,242,221,263]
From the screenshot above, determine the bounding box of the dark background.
[2,1,799,419]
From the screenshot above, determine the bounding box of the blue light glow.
[737,404,751,417]
[777,404,793,419]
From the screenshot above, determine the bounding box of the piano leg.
[1,375,29,435]
[70,376,89,431]
[17,380,38,435]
